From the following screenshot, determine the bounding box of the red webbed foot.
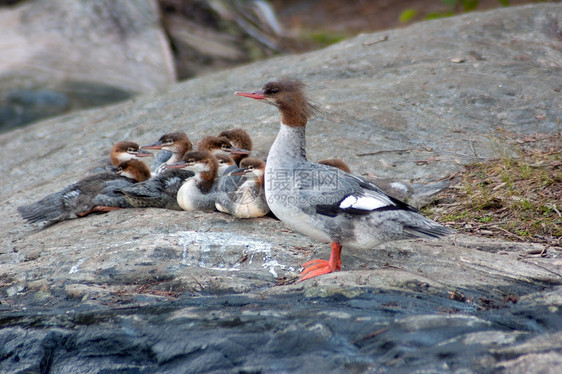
[298,242,342,281]
[299,259,337,281]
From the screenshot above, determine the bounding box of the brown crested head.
[196,136,232,153]
[230,157,265,180]
[116,159,151,182]
[217,128,253,151]
[181,150,219,175]
[239,157,265,171]
[110,141,153,166]
[161,132,192,154]
[236,79,317,128]
[215,152,235,167]
[142,132,192,153]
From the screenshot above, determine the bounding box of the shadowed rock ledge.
[1,4,561,373]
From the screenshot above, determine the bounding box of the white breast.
[177,179,198,211]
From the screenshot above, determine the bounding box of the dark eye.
[270,88,278,94]
[128,148,136,153]
[117,167,123,173]
[221,144,229,150]
[247,166,254,171]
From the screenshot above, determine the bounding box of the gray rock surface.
[1,4,561,373]
[0,0,174,131]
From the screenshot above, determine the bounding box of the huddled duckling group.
[18,128,269,226]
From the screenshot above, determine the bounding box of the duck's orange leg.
[77,206,122,217]
[299,242,342,281]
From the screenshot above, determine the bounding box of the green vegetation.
[298,30,349,48]
[400,0,510,23]
[425,130,561,245]
[399,9,418,23]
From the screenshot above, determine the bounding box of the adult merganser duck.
[216,128,253,165]
[318,158,449,209]
[236,80,454,280]
[18,159,151,226]
[166,150,219,212]
[215,158,270,218]
[141,132,193,174]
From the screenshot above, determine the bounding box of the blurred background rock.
[0,0,542,132]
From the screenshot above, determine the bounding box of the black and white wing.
[288,162,417,217]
